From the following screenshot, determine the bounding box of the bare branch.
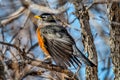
[0,41,23,53]
[111,21,120,26]
[0,41,77,79]
[93,0,120,3]
[0,7,25,26]
[27,42,38,53]
[29,2,69,14]
[21,0,69,15]
[30,60,74,77]
[86,0,120,10]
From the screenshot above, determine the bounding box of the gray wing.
[42,26,81,68]
[41,25,95,68]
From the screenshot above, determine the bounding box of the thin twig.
[0,7,25,26]
[27,42,38,53]
[0,41,23,53]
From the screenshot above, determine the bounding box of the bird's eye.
[41,15,47,19]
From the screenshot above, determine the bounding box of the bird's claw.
[43,56,52,63]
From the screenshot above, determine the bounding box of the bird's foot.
[43,56,52,63]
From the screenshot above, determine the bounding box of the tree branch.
[0,7,25,26]
[0,41,23,53]
[29,59,74,77]
[0,41,77,79]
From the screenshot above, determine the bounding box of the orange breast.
[36,28,49,56]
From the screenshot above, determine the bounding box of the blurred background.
[0,0,118,80]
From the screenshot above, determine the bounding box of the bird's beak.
[34,15,44,28]
[34,15,42,20]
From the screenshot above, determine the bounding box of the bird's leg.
[44,55,51,60]
[43,55,52,63]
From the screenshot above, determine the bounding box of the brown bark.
[110,3,120,80]
[73,1,98,80]
[0,56,5,80]
[80,11,98,80]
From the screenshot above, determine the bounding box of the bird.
[34,13,95,69]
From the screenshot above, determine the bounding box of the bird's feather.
[39,25,95,68]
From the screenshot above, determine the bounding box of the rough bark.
[110,3,120,80]
[80,10,98,80]
[0,56,5,80]
[73,1,98,80]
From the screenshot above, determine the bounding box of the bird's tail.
[73,45,96,67]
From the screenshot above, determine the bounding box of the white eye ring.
[42,15,48,18]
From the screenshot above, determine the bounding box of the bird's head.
[34,13,57,28]
[34,13,56,23]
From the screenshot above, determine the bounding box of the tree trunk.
[73,1,98,80]
[110,3,120,80]
[80,10,98,80]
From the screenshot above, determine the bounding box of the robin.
[34,13,95,69]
